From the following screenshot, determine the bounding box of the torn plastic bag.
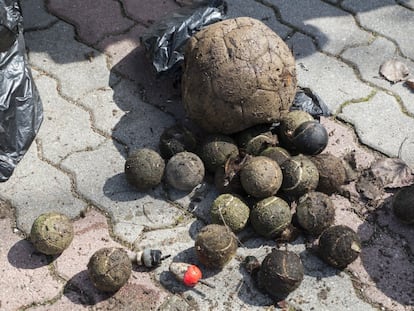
[141,0,227,73]
[0,0,43,182]
[291,87,330,118]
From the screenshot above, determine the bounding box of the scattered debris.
[370,158,414,188]
[291,88,330,118]
[132,249,171,268]
[379,59,410,83]
[405,78,414,90]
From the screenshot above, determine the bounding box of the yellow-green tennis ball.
[210,194,250,232]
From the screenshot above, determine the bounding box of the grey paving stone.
[21,0,58,30]
[25,22,109,101]
[342,0,414,60]
[61,140,186,244]
[287,33,374,113]
[339,91,414,161]
[264,0,373,55]
[341,36,414,115]
[0,143,86,234]
[35,75,105,165]
[397,0,414,9]
[226,0,292,38]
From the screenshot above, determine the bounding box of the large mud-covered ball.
[279,110,314,149]
[250,196,292,238]
[258,249,304,299]
[125,148,165,190]
[260,146,291,166]
[30,212,74,255]
[240,156,283,198]
[182,17,297,134]
[210,194,250,232]
[296,191,335,235]
[165,152,205,191]
[392,185,414,224]
[310,153,347,195]
[87,247,132,292]
[292,121,328,155]
[159,124,197,159]
[318,225,361,269]
[195,224,238,269]
[199,135,239,172]
[281,155,319,197]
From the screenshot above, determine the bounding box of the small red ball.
[183,265,202,287]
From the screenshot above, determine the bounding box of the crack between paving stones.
[24,19,60,33]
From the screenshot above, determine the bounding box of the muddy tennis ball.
[392,185,414,224]
[87,247,132,292]
[214,165,245,195]
[296,191,335,235]
[165,152,205,191]
[310,153,347,195]
[258,249,304,299]
[281,155,319,197]
[195,224,238,269]
[198,135,239,172]
[236,124,274,149]
[279,110,314,149]
[250,196,292,238]
[159,124,197,159]
[260,146,291,166]
[30,212,74,255]
[125,148,165,191]
[240,156,283,198]
[210,194,250,232]
[318,225,361,269]
[245,133,278,156]
[292,121,328,155]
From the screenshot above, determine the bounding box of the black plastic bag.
[291,87,330,118]
[141,0,227,73]
[0,0,43,182]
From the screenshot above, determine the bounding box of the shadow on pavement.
[7,239,53,269]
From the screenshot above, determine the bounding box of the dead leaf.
[405,78,414,90]
[370,158,414,188]
[379,59,410,83]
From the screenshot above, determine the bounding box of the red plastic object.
[182,264,203,287]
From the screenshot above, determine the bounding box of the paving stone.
[342,0,414,60]
[21,0,58,30]
[61,140,186,244]
[399,137,414,168]
[121,0,179,25]
[25,22,109,101]
[264,0,373,55]
[342,36,414,115]
[339,91,414,163]
[0,143,86,234]
[47,0,134,45]
[35,75,105,165]
[397,0,414,9]
[287,33,374,113]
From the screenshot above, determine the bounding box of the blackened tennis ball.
[250,196,292,238]
[30,212,74,255]
[310,153,347,195]
[258,249,304,299]
[296,191,335,235]
[87,247,132,292]
[240,156,283,198]
[292,121,328,155]
[125,148,165,191]
[195,224,238,269]
[260,146,291,166]
[281,155,319,197]
[199,134,239,172]
[279,110,314,149]
[165,152,205,191]
[159,124,197,159]
[318,225,361,269]
[210,194,250,232]
[392,185,414,224]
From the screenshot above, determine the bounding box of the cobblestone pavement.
[0,0,413,310]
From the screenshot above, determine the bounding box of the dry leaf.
[370,158,414,188]
[379,59,410,83]
[405,78,414,90]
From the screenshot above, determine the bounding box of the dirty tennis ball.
[310,153,347,195]
[240,156,283,198]
[296,191,335,235]
[392,185,414,224]
[198,134,239,172]
[318,225,361,269]
[236,124,274,148]
[165,152,205,191]
[87,247,132,292]
[210,194,250,232]
[158,124,197,159]
[281,155,319,197]
[30,212,74,255]
[279,110,314,149]
[125,148,165,191]
[292,121,328,155]
[182,17,297,134]
[195,224,238,269]
[258,249,304,299]
[244,133,278,156]
[250,196,292,238]
[260,146,291,166]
